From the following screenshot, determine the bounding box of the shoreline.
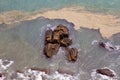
[0,7,120,38]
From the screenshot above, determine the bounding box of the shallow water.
[0,17,120,80]
[0,0,120,14]
[0,0,120,79]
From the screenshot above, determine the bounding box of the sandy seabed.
[0,7,120,38]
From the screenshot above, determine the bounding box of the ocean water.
[0,17,120,80]
[0,0,120,80]
[0,0,120,14]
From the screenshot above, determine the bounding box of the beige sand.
[0,7,120,38]
[29,8,120,38]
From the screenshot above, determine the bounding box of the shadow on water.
[0,17,120,79]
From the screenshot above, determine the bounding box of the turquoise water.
[0,0,120,14]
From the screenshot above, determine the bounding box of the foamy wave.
[0,59,14,80]
[0,59,14,72]
[92,40,120,52]
[0,59,79,80]
[1,68,79,80]
[14,69,79,80]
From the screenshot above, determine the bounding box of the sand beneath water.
[0,7,120,38]
[29,7,120,38]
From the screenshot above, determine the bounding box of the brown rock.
[43,43,60,58]
[43,24,74,60]
[96,68,114,77]
[52,24,70,44]
[60,38,72,47]
[45,29,53,44]
[99,42,105,48]
[53,30,60,43]
[66,48,78,62]
[52,43,60,55]
[55,24,69,39]
[69,48,78,61]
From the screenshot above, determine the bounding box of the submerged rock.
[99,41,119,51]
[96,68,115,77]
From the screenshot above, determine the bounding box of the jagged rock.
[52,24,69,43]
[43,24,78,62]
[96,68,114,77]
[45,29,53,44]
[43,43,60,58]
[66,48,78,62]
[55,24,69,39]
[53,30,61,43]
[60,38,72,47]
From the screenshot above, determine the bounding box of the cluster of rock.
[98,41,119,51]
[43,24,78,62]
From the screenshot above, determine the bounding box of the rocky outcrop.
[66,48,78,62]
[44,43,60,58]
[43,24,78,62]
[60,38,72,47]
[44,29,53,45]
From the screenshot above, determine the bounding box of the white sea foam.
[15,68,79,80]
[105,42,120,51]
[0,58,79,80]
[92,40,120,52]
[0,59,14,80]
[91,40,98,45]
[0,59,14,72]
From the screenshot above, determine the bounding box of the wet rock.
[60,38,72,47]
[43,24,78,62]
[55,24,69,39]
[45,29,53,44]
[96,68,114,77]
[53,30,61,43]
[43,43,60,58]
[0,73,2,77]
[51,43,60,55]
[99,42,105,48]
[66,48,78,62]
[99,41,118,51]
